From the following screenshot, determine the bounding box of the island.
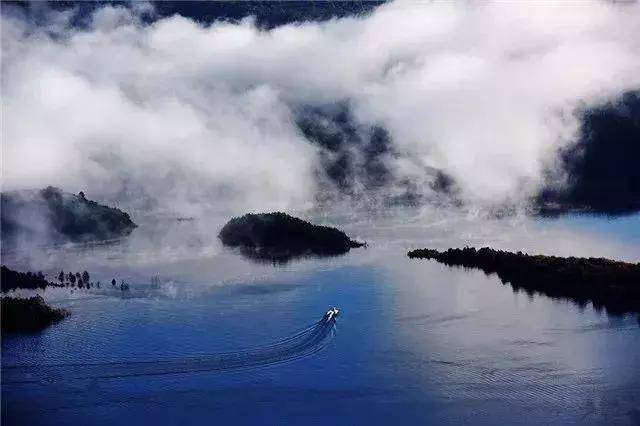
[408,247,640,314]
[219,212,364,262]
[1,295,70,334]
[1,186,136,242]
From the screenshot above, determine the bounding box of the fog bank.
[3,1,640,214]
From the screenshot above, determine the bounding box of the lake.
[2,209,639,425]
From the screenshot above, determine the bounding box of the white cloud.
[2,1,639,212]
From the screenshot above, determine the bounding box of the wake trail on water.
[2,316,337,384]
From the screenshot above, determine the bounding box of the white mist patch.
[2,1,640,210]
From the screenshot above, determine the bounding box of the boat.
[324,307,340,321]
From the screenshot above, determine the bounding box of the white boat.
[324,307,340,321]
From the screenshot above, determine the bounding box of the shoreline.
[408,247,640,315]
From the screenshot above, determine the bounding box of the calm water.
[2,210,640,425]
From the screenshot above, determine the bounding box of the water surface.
[2,211,639,425]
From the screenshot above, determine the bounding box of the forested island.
[219,212,364,262]
[408,247,640,314]
[1,186,136,242]
[1,296,70,334]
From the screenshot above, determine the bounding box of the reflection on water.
[228,244,360,265]
[2,210,639,425]
[382,259,640,424]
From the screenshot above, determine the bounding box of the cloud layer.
[3,1,640,214]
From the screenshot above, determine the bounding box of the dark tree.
[1,266,54,292]
[58,270,65,284]
[2,296,69,333]
[82,270,90,284]
[111,278,116,286]
[77,278,84,288]
[68,272,76,285]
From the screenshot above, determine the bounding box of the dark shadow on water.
[409,247,640,319]
[233,245,354,265]
[479,270,640,324]
[505,279,639,320]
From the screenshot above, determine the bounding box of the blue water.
[2,212,640,425]
[537,213,640,246]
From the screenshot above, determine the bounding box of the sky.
[2,1,640,214]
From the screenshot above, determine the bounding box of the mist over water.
[2,207,638,294]
[2,211,639,425]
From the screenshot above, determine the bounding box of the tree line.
[1,265,130,292]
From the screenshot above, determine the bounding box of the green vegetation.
[219,212,364,262]
[1,295,69,334]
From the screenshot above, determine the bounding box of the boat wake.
[3,313,337,384]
